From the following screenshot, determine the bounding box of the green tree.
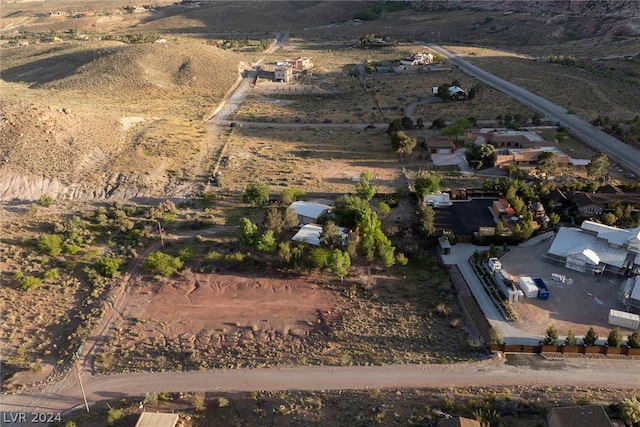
[256,230,277,253]
[333,195,371,228]
[465,143,494,169]
[436,83,450,101]
[390,131,417,160]
[494,221,504,236]
[263,208,285,234]
[565,329,577,346]
[431,117,447,130]
[440,118,470,142]
[239,218,258,245]
[278,241,292,264]
[603,212,617,225]
[107,408,125,425]
[414,172,440,198]
[586,153,609,178]
[543,325,558,345]
[619,397,640,426]
[355,171,377,201]
[628,330,640,348]
[283,207,299,230]
[328,249,351,281]
[94,256,125,278]
[309,247,330,268]
[281,188,306,205]
[583,327,599,346]
[536,151,559,176]
[38,234,63,256]
[607,327,623,347]
[243,181,270,205]
[319,221,344,249]
[416,204,435,236]
[143,251,183,276]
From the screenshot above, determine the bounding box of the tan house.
[546,405,613,427]
[492,147,571,169]
[426,137,456,154]
[289,57,313,70]
[274,62,292,82]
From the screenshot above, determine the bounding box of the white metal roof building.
[135,413,179,427]
[291,224,347,246]
[548,227,629,273]
[288,201,332,225]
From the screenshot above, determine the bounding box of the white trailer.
[608,309,640,330]
[518,276,539,299]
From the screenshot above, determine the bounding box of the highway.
[427,44,640,178]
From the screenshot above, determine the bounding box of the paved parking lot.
[500,238,628,339]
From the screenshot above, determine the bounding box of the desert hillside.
[0,40,245,200]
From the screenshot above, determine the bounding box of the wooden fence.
[490,343,640,357]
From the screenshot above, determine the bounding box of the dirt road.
[2,355,639,425]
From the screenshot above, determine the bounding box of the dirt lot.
[500,238,626,338]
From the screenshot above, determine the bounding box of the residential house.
[465,129,548,148]
[135,412,180,427]
[288,201,332,225]
[274,62,292,82]
[548,189,569,208]
[400,52,433,66]
[448,86,468,100]
[569,192,603,216]
[491,146,571,169]
[426,137,456,154]
[425,192,452,207]
[598,184,623,194]
[546,405,613,427]
[620,276,640,311]
[289,57,313,70]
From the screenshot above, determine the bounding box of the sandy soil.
[127,271,340,336]
[501,239,626,338]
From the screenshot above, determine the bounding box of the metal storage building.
[288,201,332,225]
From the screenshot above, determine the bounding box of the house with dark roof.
[598,184,623,194]
[546,405,613,427]
[569,192,603,216]
[548,189,569,208]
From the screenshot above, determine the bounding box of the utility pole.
[157,220,164,247]
[75,359,90,413]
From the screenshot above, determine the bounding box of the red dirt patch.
[138,271,339,334]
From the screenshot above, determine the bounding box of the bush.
[178,246,196,262]
[628,330,640,348]
[543,325,558,345]
[38,234,63,256]
[107,408,125,425]
[143,251,183,276]
[44,268,59,282]
[218,397,229,408]
[281,188,306,205]
[618,397,640,426]
[64,244,81,255]
[39,194,54,207]
[94,256,125,278]
[583,327,598,346]
[19,275,42,291]
[192,392,206,412]
[607,327,623,347]
[243,181,269,205]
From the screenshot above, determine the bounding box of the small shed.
[518,276,539,298]
[288,201,332,225]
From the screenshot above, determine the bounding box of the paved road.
[427,44,640,178]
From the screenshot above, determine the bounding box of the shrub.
[19,275,42,291]
[583,327,598,346]
[107,408,125,425]
[218,397,229,408]
[143,251,183,276]
[39,194,54,207]
[543,325,558,345]
[309,247,330,268]
[44,268,59,282]
[256,230,277,253]
[618,397,640,426]
[628,330,640,348]
[94,256,125,278]
[64,244,81,255]
[178,246,196,262]
[243,181,269,205]
[565,330,577,346]
[192,392,206,412]
[281,188,306,205]
[607,327,623,347]
[38,234,63,256]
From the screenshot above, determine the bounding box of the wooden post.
[157,220,164,248]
